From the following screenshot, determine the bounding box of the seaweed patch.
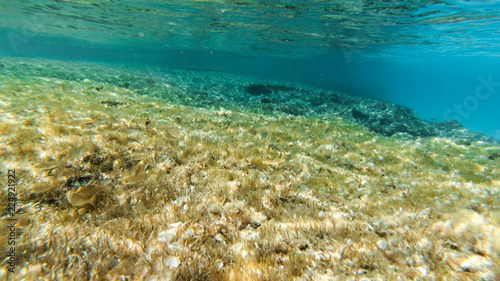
[0,58,499,280]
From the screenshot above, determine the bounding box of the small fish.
[67,192,94,206]
[243,142,255,150]
[67,184,104,207]
[29,183,55,193]
[77,184,104,196]
[60,168,78,177]
[113,160,121,172]
[66,146,81,160]
[489,152,499,161]
[67,118,95,126]
[131,118,149,124]
[130,153,149,161]
[101,100,125,106]
[34,161,60,170]
[54,167,65,178]
[106,115,118,123]
[124,171,147,185]
[157,168,167,181]
[81,130,99,136]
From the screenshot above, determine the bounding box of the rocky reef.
[1,58,494,144]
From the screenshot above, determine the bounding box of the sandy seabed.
[0,58,499,280]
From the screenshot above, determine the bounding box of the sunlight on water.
[1,0,499,56]
[0,1,499,280]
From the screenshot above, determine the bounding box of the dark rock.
[438,120,463,130]
[352,108,369,122]
[245,84,295,96]
[2,58,497,144]
[260,97,278,104]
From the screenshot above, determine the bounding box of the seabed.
[0,58,499,280]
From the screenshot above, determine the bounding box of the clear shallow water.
[2,0,500,56]
[1,2,500,279]
[0,0,499,138]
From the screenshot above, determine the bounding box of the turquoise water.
[2,2,500,279]
[1,0,499,139]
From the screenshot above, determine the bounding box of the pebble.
[460,256,493,272]
[158,229,177,243]
[164,257,180,268]
[377,239,388,250]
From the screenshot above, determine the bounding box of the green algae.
[0,58,499,280]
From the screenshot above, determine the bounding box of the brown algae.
[0,62,499,280]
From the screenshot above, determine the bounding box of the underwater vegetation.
[1,58,494,142]
[0,58,499,280]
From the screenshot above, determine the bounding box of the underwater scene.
[0,0,499,280]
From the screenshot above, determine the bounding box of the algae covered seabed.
[0,58,499,280]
